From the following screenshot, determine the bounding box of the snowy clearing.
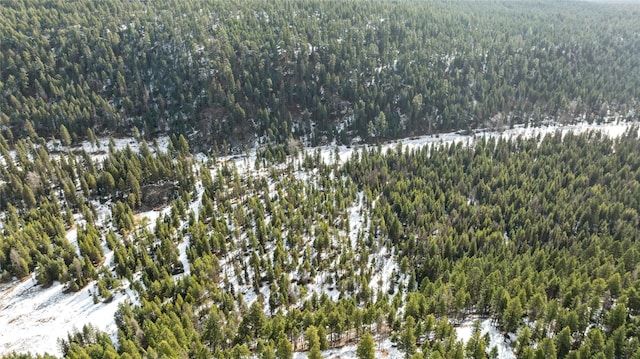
[0,274,136,356]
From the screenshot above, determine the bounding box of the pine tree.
[275,337,293,359]
[399,316,417,358]
[60,124,72,147]
[305,326,322,359]
[87,128,98,148]
[465,322,487,359]
[10,248,29,279]
[317,325,329,351]
[536,338,557,359]
[503,296,523,333]
[555,326,572,359]
[238,301,266,342]
[356,332,375,359]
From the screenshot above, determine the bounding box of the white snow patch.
[177,240,191,276]
[136,205,172,227]
[308,120,640,167]
[50,136,171,163]
[65,227,81,257]
[455,317,516,359]
[294,337,403,359]
[347,192,365,249]
[0,275,136,356]
[369,246,397,298]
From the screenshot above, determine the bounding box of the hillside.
[1,0,639,151]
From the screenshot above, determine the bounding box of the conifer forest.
[1,0,640,358]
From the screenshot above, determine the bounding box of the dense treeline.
[344,129,640,358]
[6,128,640,358]
[1,0,639,150]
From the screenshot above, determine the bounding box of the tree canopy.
[1,0,639,150]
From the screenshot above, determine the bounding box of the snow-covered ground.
[0,120,637,357]
[293,337,404,359]
[369,246,397,298]
[216,120,638,178]
[315,120,637,166]
[455,317,517,359]
[0,136,173,356]
[51,136,171,163]
[0,274,135,356]
[0,196,143,356]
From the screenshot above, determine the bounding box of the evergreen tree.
[399,316,417,358]
[60,125,72,148]
[305,326,322,359]
[275,337,293,359]
[556,326,572,359]
[356,332,376,359]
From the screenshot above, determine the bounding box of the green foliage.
[237,301,267,344]
[465,321,487,359]
[3,43,640,357]
[1,0,638,149]
[399,316,417,358]
[556,326,572,359]
[356,332,376,359]
[536,338,557,359]
[305,326,322,359]
[58,325,117,358]
[502,296,523,333]
[343,129,640,358]
[275,337,293,359]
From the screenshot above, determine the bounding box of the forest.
[1,0,639,151]
[2,123,640,358]
[2,0,640,358]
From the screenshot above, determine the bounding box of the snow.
[294,337,404,359]
[177,240,191,276]
[306,273,341,302]
[0,274,136,356]
[369,246,397,298]
[90,200,112,224]
[212,121,638,181]
[65,227,81,257]
[455,317,516,359]
[0,135,177,357]
[49,136,171,163]
[0,197,142,355]
[308,120,639,167]
[136,204,172,227]
[348,192,365,248]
